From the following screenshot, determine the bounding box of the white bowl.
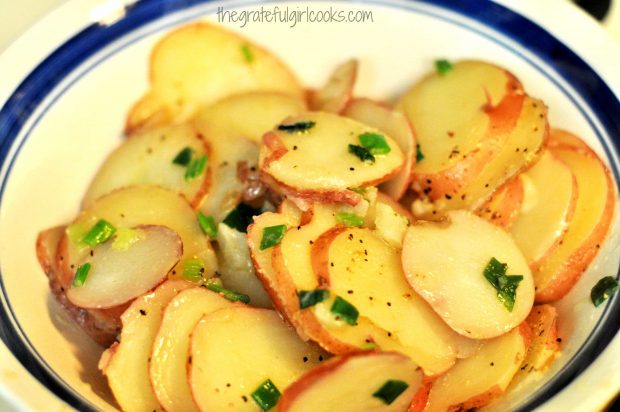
[0,0,619,410]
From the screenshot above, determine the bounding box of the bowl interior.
[0,1,618,411]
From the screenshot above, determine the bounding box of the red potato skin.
[309,59,358,114]
[310,226,350,288]
[408,380,432,412]
[475,176,524,230]
[524,304,560,370]
[411,72,526,200]
[189,132,213,209]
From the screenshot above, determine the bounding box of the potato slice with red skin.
[126,22,303,134]
[278,351,422,412]
[476,177,524,230]
[150,287,238,412]
[344,98,416,200]
[99,280,192,412]
[83,123,210,209]
[510,150,577,265]
[402,211,535,339]
[189,307,324,412]
[313,226,466,375]
[66,225,182,309]
[309,59,358,113]
[425,324,531,412]
[533,131,615,302]
[194,91,306,144]
[260,112,404,206]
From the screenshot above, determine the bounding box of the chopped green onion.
[260,225,287,250]
[435,59,453,76]
[361,341,378,350]
[416,145,425,163]
[183,258,205,280]
[483,257,523,312]
[359,133,391,155]
[185,154,207,181]
[335,213,364,228]
[205,280,250,304]
[298,289,329,309]
[350,187,367,195]
[172,147,194,166]
[277,121,316,133]
[373,380,409,405]
[348,144,375,163]
[223,203,261,233]
[591,276,619,307]
[330,296,359,325]
[197,212,217,238]
[111,228,144,251]
[72,263,91,287]
[251,379,281,411]
[241,43,254,63]
[82,219,116,247]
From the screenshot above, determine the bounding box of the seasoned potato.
[309,59,358,113]
[126,23,303,133]
[476,177,523,230]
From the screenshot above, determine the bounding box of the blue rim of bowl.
[0,0,618,410]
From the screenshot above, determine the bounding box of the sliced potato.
[126,22,303,133]
[58,186,218,286]
[260,112,404,205]
[510,150,577,264]
[193,92,306,144]
[425,324,530,412]
[83,123,210,208]
[314,226,464,375]
[66,225,182,309]
[99,280,192,412]
[310,59,358,113]
[278,351,422,412]
[534,130,615,302]
[189,307,324,412]
[150,287,237,412]
[476,176,524,230]
[402,211,535,339]
[215,223,272,308]
[372,193,411,249]
[344,98,416,200]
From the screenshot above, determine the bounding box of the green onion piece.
[223,203,261,233]
[298,289,329,309]
[350,187,367,195]
[82,219,116,247]
[335,213,364,228]
[260,225,287,250]
[483,257,524,312]
[241,43,254,63]
[359,132,391,155]
[373,380,409,405]
[197,212,217,238]
[205,280,250,304]
[251,379,281,411]
[172,147,194,166]
[185,154,207,181]
[277,121,316,133]
[591,276,619,307]
[416,145,425,163]
[348,144,375,163]
[361,341,378,350]
[183,258,205,281]
[72,263,91,287]
[435,59,453,76]
[330,296,359,325]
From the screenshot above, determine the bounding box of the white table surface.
[0,1,618,411]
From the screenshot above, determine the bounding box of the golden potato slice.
[99,280,191,412]
[193,91,306,144]
[402,211,535,339]
[66,226,182,309]
[260,112,404,206]
[150,288,237,412]
[371,193,412,249]
[83,123,210,208]
[278,351,422,412]
[425,324,531,412]
[534,130,615,302]
[510,150,577,264]
[314,226,465,375]
[344,98,416,200]
[309,59,358,113]
[126,22,303,133]
[189,307,324,412]
[476,177,523,230]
